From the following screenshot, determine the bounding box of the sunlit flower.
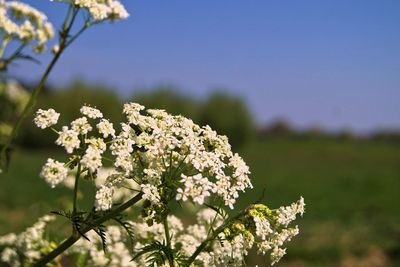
[40,158,68,188]
[34,108,60,129]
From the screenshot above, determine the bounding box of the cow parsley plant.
[1,102,305,266]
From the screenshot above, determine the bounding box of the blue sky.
[9,1,400,133]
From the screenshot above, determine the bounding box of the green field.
[1,138,399,266]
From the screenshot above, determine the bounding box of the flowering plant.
[0,1,305,266]
[1,103,305,266]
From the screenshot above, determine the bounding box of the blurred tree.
[260,119,293,138]
[132,86,201,122]
[200,92,255,149]
[371,130,400,143]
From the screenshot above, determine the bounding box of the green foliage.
[200,92,255,148]
[132,240,185,267]
[93,224,108,253]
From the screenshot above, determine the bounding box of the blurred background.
[1,1,400,266]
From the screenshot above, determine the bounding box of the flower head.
[34,108,60,129]
[0,1,54,54]
[80,105,103,119]
[40,158,68,188]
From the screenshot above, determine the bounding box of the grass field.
[1,137,399,266]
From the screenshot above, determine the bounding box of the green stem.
[163,216,175,267]
[72,163,81,217]
[33,192,143,267]
[0,37,11,59]
[62,5,73,31]
[71,161,83,255]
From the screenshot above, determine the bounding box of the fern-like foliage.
[93,224,107,253]
[131,240,175,266]
[113,215,135,252]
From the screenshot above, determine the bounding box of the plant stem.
[72,163,81,236]
[0,37,10,59]
[33,192,143,267]
[73,163,81,215]
[163,216,175,267]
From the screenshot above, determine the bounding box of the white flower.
[0,247,18,264]
[95,185,113,211]
[72,0,129,21]
[97,119,115,138]
[110,136,134,156]
[86,137,106,152]
[253,216,273,240]
[88,4,109,20]
[141,184,161,204]
[123,102,144,114]
[0,233,17,245]
[80,105,103,119]
[34,108,60,129]
[108,1,129,20]
[71,117,92,134]
[272,226,299,247]
[52,44,60,54]
[257,240,272,255]
[40,158,68,188]
[55,126,80,153]
[276,197,305,227]
[81,147,103,173]
[176,174,212,205]
[271,247,286,265]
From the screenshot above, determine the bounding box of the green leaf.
[93,224,107,253]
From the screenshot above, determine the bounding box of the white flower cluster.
[33,108,60,129]
[276,196,305,227]
[113,103,252,210]
[35,103,253,212]
[40,158,68,188]
[0,215,56,265]
[72,0,129,21]
[0,0,54,54]
[247,197,305,265]
[34,105,109,188]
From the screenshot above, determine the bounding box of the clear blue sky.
[10,1,400,133]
